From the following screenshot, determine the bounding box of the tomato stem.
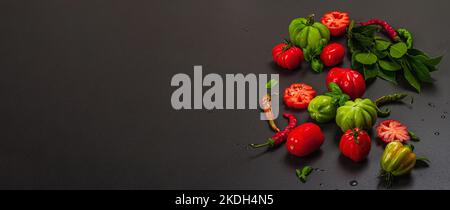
[306,14,315,26]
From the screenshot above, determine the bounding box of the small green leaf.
[354,33,374,48]
[407,48,429,58]
[428,56,443,66]
[353,25,379,36]
[379,59,401,71]
[416,157,430,167]
[355,52,378,65]
[409,58,433,83]
[402,61,421,92]
[296,166,313,183]
[265,79,278,89]
[378,69,397,84]
[375,39,391,51]
[363,64,379,79]
[409,131,420,142]
[389,42,408,58]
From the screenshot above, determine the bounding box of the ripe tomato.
[283,83,316,109]
[326,67,366,100]
[320,43,345,67]
[320,11,350,37]
[376,120,410,143]
[286,122,325,157]
[272,42,304,70]
[339,128,371,162]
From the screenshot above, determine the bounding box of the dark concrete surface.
[0,0,449,189]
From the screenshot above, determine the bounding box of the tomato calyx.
[350,128,362,144]
[306,14,315,26]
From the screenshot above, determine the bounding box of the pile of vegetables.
[257,10,440,187]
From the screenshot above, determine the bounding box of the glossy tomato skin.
[286,123,325,157]
[283,83,316,109]
[339,128,371,162]
[320,11,350,37]
[272,43,304,70]
[320,43,345,67]
[326,67,366,100]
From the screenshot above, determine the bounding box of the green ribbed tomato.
[308,95,336,123]
[335,98,378,132]
[289,15,330,52]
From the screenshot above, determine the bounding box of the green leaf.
[428,56,443,66]
[378,69,397,84]
[409,58,433,83]
[355,52,378,65]
[296,166,313,183]
[373,50,388,59]
[402,61,421,92]
[407,48,429,58]
[389,42,408,58]
[353,25,379,36]
[353,33,374,48]
[375,39,391,51]
[409,131,420,142]
[265,79,278,89]
[379,59,401,71]
[363,64,379,80]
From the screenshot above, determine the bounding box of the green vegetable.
[397,28,413,49]
[308,96,336,123]
[347,23,443,92]
[336,98,378,132]
[375,93,408,106]
[289,14,330,52]
[296,166,313,183]
[311,58,324,73]
[308,83,350,123]
[380,142,418,187]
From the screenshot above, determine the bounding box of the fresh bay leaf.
[378,69,397,84]
[355,52,378,65]
[402,61,421,92]
[379,59,401,71]
[375,39,391,51]
[409,58,433,83]
[389,42,408,58]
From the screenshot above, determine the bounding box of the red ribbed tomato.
[320,11,350,37]
[339,128,371,162]
[272,41,304,70]
[326,67,366,100]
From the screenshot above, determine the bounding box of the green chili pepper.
[397,28,413,49]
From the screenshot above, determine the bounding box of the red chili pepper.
[250,113,297,148]
[360,19,399,41]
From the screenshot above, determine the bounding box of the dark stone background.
[0,0,448,189]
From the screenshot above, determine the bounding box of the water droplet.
[434,131,440,136]
[442,115,446,119]
[319,183,324,187]
[428,102,436,108]
[314,168,320,171]
[421,119,425,122]
[444,111,448,114]
[320,169,326,172]
[349,180,358,187]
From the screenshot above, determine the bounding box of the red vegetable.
[272,41,304,70]
[376,120,410,143]
[326,67,366,100]
[250,113,297,148]
[320,11,350,37]
[286,122,325,157]
[339,128,371,162]
[360,19,399,41]
[320,43,345,67]
[283,83,316,109]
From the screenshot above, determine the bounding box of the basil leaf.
[389,42,408,58]
[355,52,378,65]
[428,56,443,66]
[378,69,397,84]
[407,48,429,58]
[375,39,391,51]
[409,58,433,83]
[266,79,278,89]
[363,64,379,80]
[379,59,401,71]
[354,33,374,48]
[353,25,379,36]
[402,61,421,92]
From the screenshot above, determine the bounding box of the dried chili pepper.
[249,113,297,148]
[261,94,280,132]
[360,19,399,41]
